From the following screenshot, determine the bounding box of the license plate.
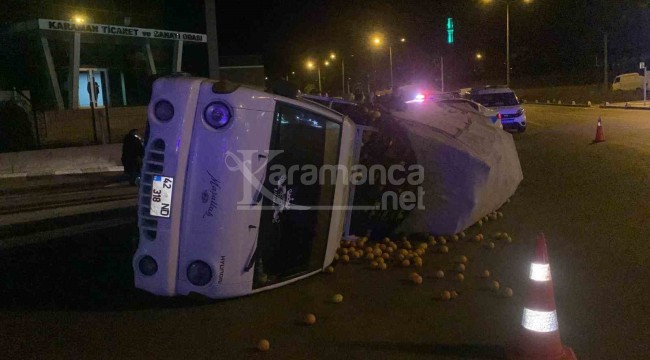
[150,176,173,217]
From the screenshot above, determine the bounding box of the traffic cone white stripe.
[529,263,552,282]
[522,308,559,333]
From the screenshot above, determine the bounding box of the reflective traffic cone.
[507,233,577,360]
[593,117,605,143]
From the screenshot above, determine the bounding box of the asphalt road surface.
[1,105,649,359]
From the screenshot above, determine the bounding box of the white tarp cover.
[393,100,523,235]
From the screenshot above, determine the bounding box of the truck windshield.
[471,92,519,107]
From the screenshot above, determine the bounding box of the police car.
[467,86,526,133]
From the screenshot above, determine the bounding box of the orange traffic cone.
[593,117,605,143]
[507,233,577,360]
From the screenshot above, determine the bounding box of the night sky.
[3,1,650,90]
[160,0,650,89]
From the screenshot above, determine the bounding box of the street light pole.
[317,65,322,93]
[389,46,394,90]
[506,0,510,87]
[342,58,345,95]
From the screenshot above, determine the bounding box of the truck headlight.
[138,256,158,276]
[154,100,174,122]
[187,261,213,286]
[204,102,231,129]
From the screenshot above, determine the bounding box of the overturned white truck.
[390,99,523,235]
[133,76,521,299]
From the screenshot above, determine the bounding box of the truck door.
[253,102,342,288]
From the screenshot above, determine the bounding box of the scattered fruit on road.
[257,339,270,352]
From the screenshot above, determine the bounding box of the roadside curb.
[0,166,124,179]
[524,102,592,108]
[599,105,650,110]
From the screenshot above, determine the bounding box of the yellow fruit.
[332,294,343,303]
[477,220,483,227]
[416,248,424,256]
[304,313,317,325]
[483,216,489,222]
[341,248,349,255]
[428,239,437,246]
[441,290,451,301]
[450,290,459,299]
[377,257,384,264]
[379,263,387,270]
[497,212,503,218]
[370,261,379,269]
[404,243,412,250]
[502,232,509,238]
[399,249,409,256]
[440,246,449,254]
[397,254,405,261]
[481,270,490,278]
[334,254,339,260]
[413,276,423,285]
[373,248,383,257]
[418,242,428,249]
[380,244,387,251]
[503,287,514,297]
[452,235,459,242]
[366,253,375,260]
[455,273,464,282]
[491,280,500,291]
[486,242,495,249]
[435,270,445,279]
[438,236,447,243]
[383,237,391,243]
[506,236,513,243]
[342,255,350,263]
[365,247,373,254]
[401,259,411,267]
[456,264,466,272]
[257,339,270,351]
[386,247,394,254]
[325,266,334,273]
[409,272,419,281]
[460,231,466,237]
[473,235,481,242]
[457,255,468,263]
[382,252,390,260]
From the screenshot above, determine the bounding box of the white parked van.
[612,73,648,91]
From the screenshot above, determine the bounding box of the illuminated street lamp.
[72,15,86,24]
[327,52,347,95]
[481,0,532,86]
[476,52,484,60]
[306,60,322,93]
[371,33,406,90]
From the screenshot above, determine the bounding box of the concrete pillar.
[172,40,184,73]
[144,41,157,75]
[69,32,80,109]
[40,36,64,110]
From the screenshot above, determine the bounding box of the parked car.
[466,86,526,133]
[612,72,648,91]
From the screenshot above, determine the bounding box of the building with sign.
[0,1,264,149]
[6,18,207,111]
